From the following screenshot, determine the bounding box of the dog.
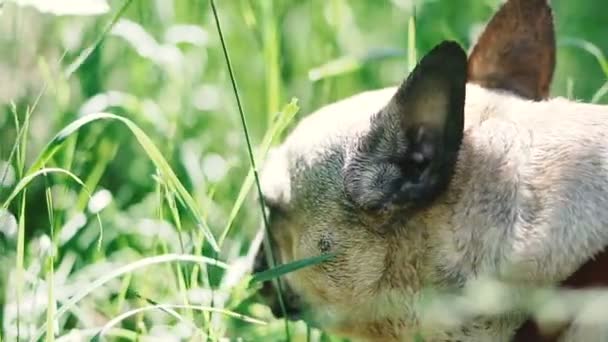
[254,0,608,340]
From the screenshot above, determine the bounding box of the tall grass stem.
[209,1,291,340]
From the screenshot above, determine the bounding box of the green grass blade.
[260,0,281,124]
[75,139,118,212]
[11,101,29,341]
[56,328,138,342]
[15,189,26,341]
[3,168,89,210]
[592,80,608,104]
[560,37,608,78]
[219,99,299,246]
[91,304,266,341]
[31,254,228,341]
[308,56,363,82]
[407,7,417,72]
[64,0,134,78]
[122,291,199,336]
[3,166,102,233]
[44,182,56,342]
[250,253,336,284]
[308,48,405,82]
[0,106,22,199]
[2,167,105,251]
[24,112,219,252]
[209,1,292,339]
[45,254,56,342]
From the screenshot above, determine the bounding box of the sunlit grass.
[32,253,228,341]
[209,0,292,338]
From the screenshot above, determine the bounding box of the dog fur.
[255,0,608,341]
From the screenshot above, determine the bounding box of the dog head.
[256,41,467,339]
[255,0,555,339]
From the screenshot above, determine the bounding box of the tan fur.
[259,84,608,341]
[255,1,608,341]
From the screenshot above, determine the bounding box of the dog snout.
[253,243,268,274]
[270,294,302,320]
[253,244,303,320]
[263,282,303,320]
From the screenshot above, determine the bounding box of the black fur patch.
[344,41,467,213]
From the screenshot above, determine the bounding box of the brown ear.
[468,0,555,100]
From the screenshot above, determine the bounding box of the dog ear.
[468,0,555,100]
[344,41,467,212]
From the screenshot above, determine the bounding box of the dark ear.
[344,41,467,212]
[468,0,555,100]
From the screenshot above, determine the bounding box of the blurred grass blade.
[7,0,110,16]
[131,290,196,330]
[592,81,608,104]
[308,56,362,82]
[15,189,26,341]
[0,105,22,199]
[32,254,228,341]
[2,167,105,248]
[64,0,134,77]
[260,0,281,124]
[560,37,608,78]
[308,48,405,81]
[219,98,299,246]
[3,168,88,209]
[92,304,266,341]
[250,253,336,284]
[45,182,57,342]
[57,328,137,342]
[407,8,417,72]
[24,112,220,252]
[210,0,292,338]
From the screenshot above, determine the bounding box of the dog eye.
[317,234,333,253]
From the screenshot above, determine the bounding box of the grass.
[208,1,291,339]
[0,0,606,341]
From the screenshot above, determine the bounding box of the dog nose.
[253,244,276,301]
[270,299,302,320]
[253,246,304,320]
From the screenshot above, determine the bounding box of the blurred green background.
[0,0,606,341]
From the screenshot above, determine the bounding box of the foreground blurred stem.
[209,0,291,340]
[260,0,282,124]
